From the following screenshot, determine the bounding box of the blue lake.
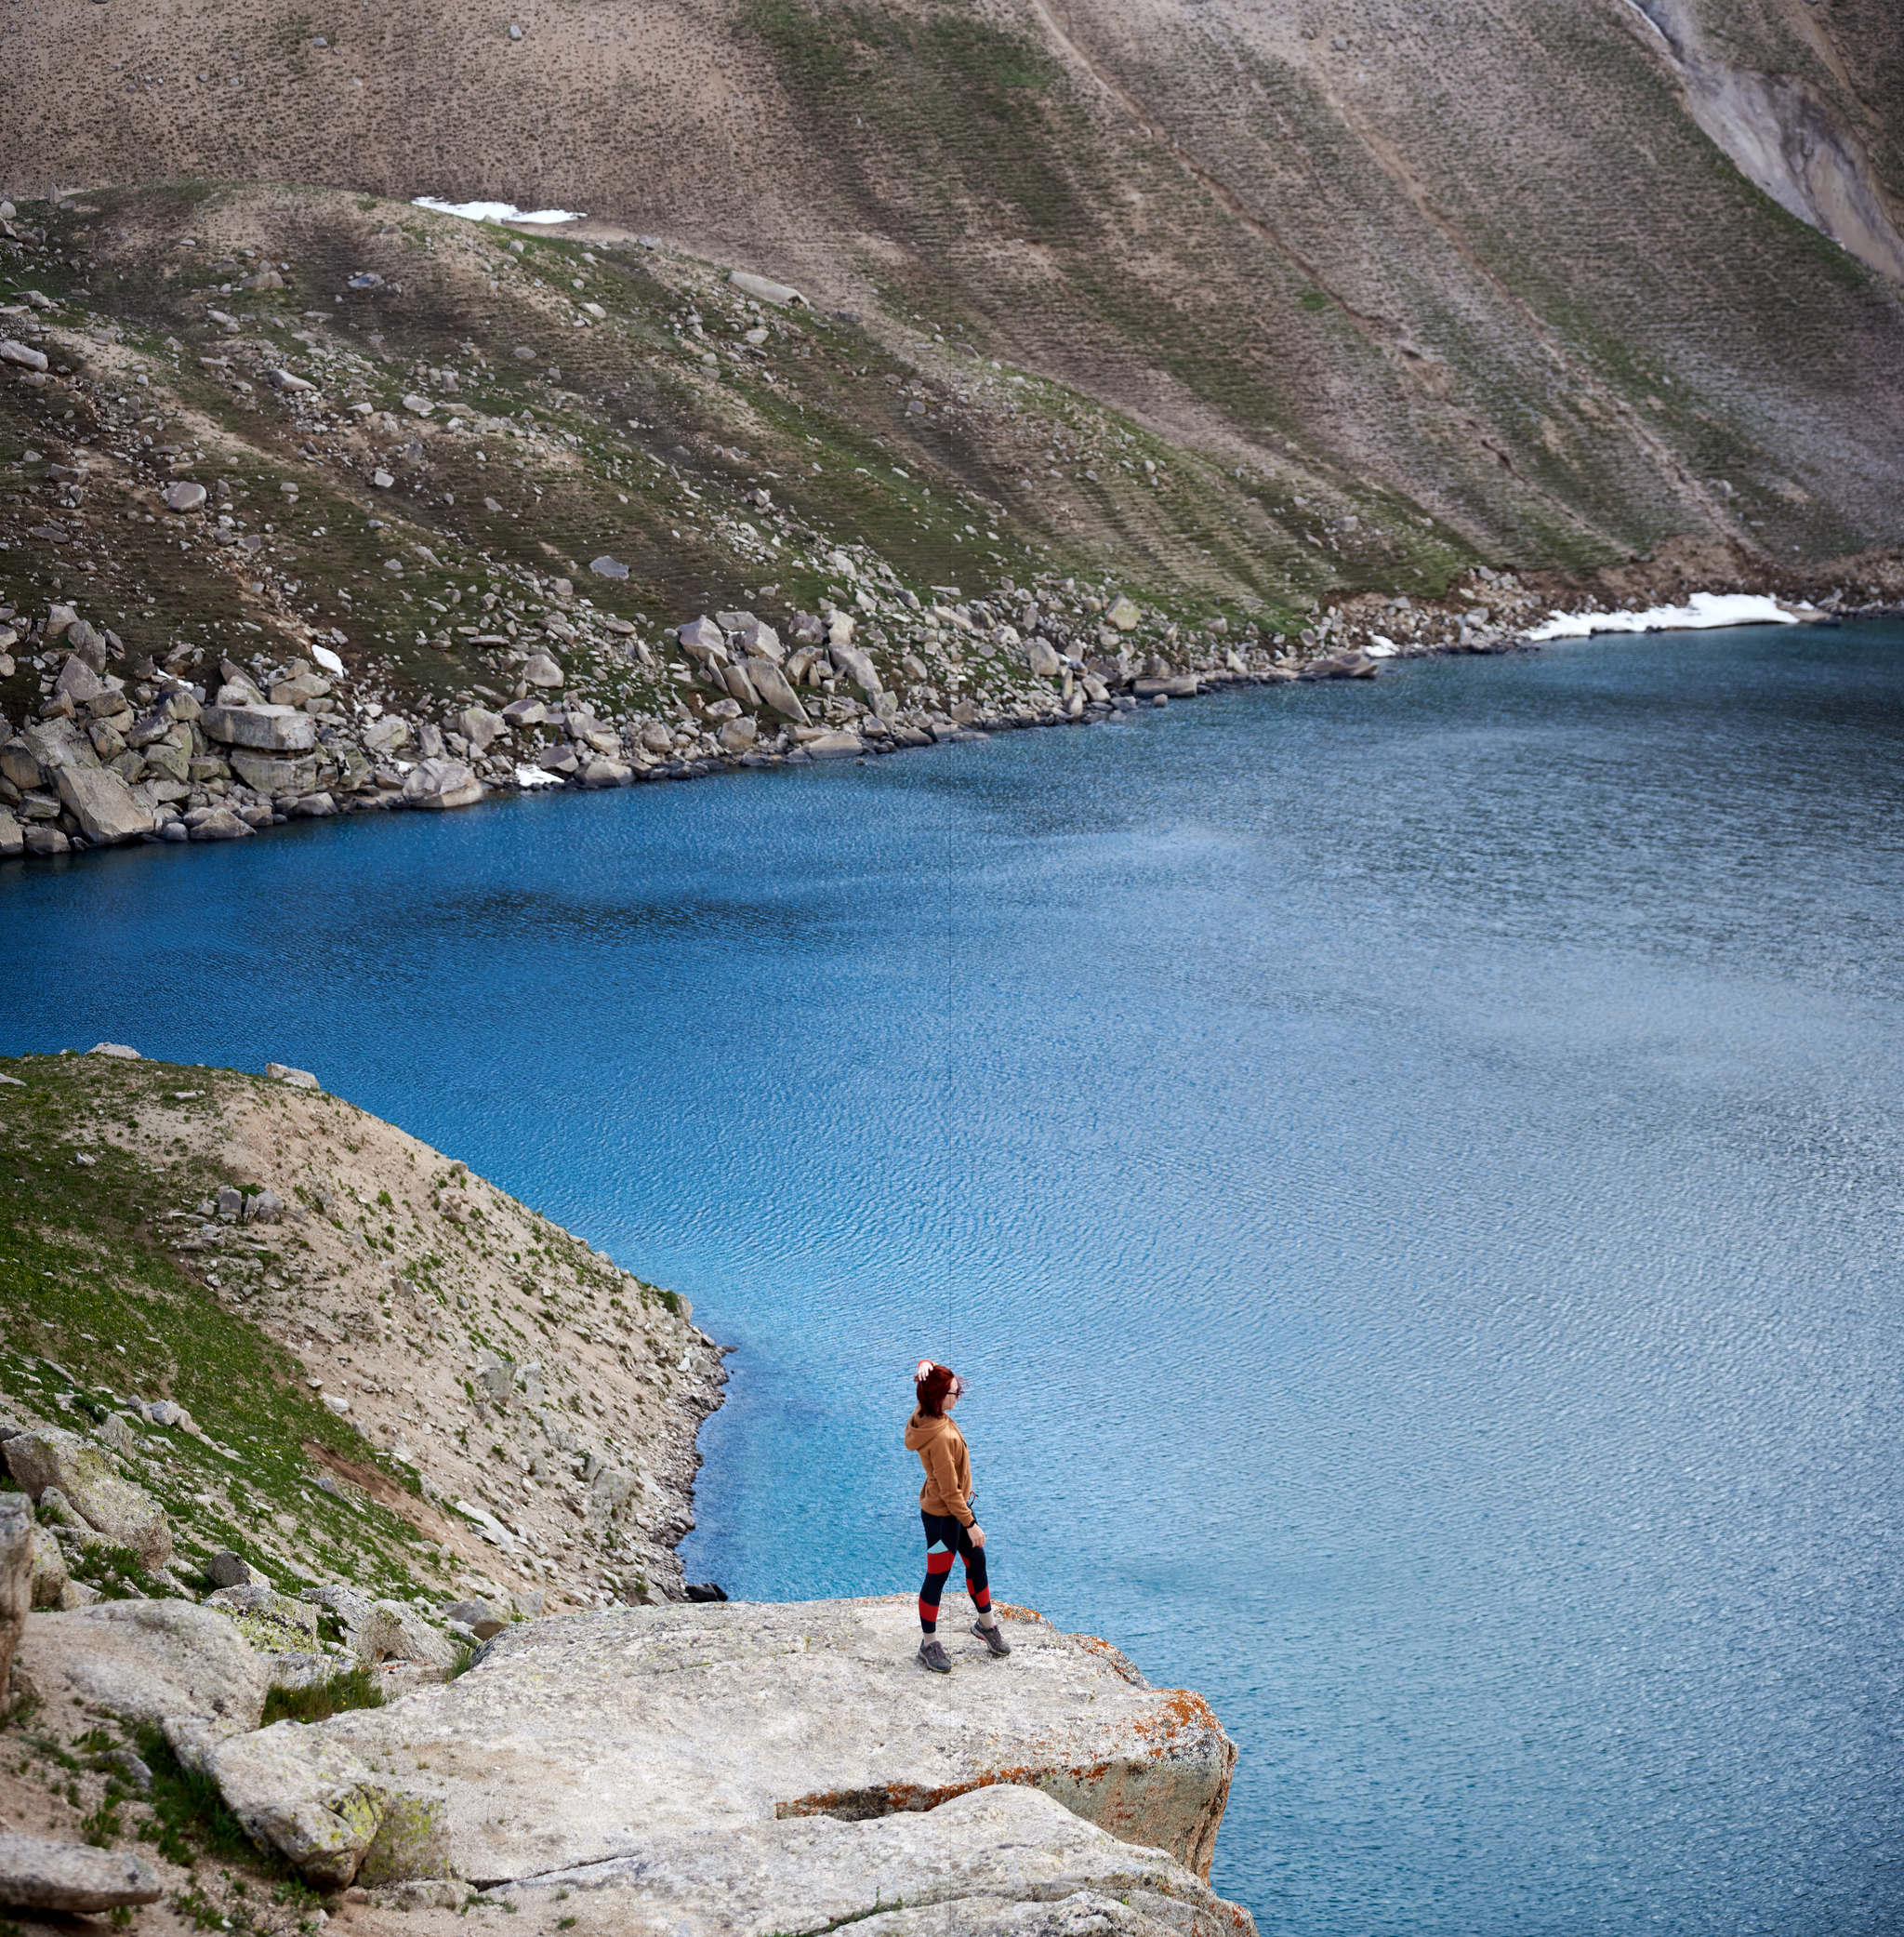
[4,621,1901,1934]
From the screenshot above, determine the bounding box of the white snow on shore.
[412,197,585,226]
[514,764,565,789]
[1525,591,1800,643]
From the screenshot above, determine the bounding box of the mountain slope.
[2,0,1900,575]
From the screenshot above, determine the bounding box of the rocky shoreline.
[5,566,1896,865]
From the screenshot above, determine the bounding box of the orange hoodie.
[904,1407,973,1527]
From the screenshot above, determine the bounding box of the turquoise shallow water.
[3,621,1901,1933]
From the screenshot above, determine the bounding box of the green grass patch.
[259,1666,385,1727]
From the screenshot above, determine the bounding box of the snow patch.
[1525,591,1800,643]
[412,197,586,226]
[1365,635,1399,658]
[310,643,346,676]
[514,763,565,789]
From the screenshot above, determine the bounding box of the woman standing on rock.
[906,1359,1010,1672]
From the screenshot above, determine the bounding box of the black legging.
[919,1510,991,1633]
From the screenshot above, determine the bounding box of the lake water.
[4,621,1901,1935]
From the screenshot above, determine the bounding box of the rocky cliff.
[0,1046,722,1612]
[1,1579,1253,1937]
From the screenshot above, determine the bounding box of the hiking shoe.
[918,1638,952,1674]
[972,1620,1012,1657]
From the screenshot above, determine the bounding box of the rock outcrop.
[13,1599,269,1734]
[3,1427,173,1570]
[201,1596,1250,1932]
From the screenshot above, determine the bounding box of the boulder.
[2,1429,172,1569]
[205,1549,265,1589]
[716,717,758,754]
[53,655,108,705]
[676,616,726,659]
[363,713,412,754]
[190,808,253,841]
[402,759,483,810]
[0,1834,162,1914]
[729,271,805,307]
[588,555,628,579]
[736,616,784,662]
[53,766,154,845]
[28,1525,67,1610]
[0,808,24,858]
[829,641,883,697]
[266,1063,320,1090]
[804,730,865,760]
[202,1599,1247,1927]
[746,657,811,724]
[521,653,564,689]
[162,482,208,514]
[205,1584,323,1653]
[577,757,632,789]
[0,1495,31,1695]
[13,1598,268,1731]
[1104,596,1143,631]
[456,708,504,752]
[202,704,318,751]
[500,698,547,728]
[0,737,43,789]
[1026,636,1064,679]
[229,750,318,796]
[1130,677,1199,698]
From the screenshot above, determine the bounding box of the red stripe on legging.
[926,1550,955,1574]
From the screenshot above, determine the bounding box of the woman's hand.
[968,1523,985,1548]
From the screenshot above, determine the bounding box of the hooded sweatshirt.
[905,1406,974,1527]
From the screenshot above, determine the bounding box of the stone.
[14,1598,268,1731]
[1130,677,1198,698]
[205,1550,262,1589]
[1104,596,1143,631]
[162,481,208,514]
[0,1495,30,1695]
[456,708,503,752]
[744,657,810,723]
[97,1413,139,1457]
[53,655,107,705]
[677,616,726,659]
[202,704,318,751]
[729,271,805,307]
[202,1599,1247,1929]
[1026,636,1064,678]
[371,469,395,489]
[578,757,632,789]
[289,791,337,817]
[716,716,759,753]
[190,809,253,841]
[207,1584,324,1654]
[0,1834,162,1914]
[265,367,316,393]
[24,827,71,856]
[401,392,434,417]
[88,1041,139,1059]
[0,738,43,789]
[27,1525,67,1611]
[403,759,483,810]
[500,698,547,728]
[267,1063,320,1090]
[230,749,319,796]
[3,1431,171,1569]
[521,652,565,689]
[363,713,412,754]
[589,555,628,579]
[829,641,883,697]
[442,1599,507,1640]
[52,765,153,845]
[0,340,49,372]
[804,730,865,760]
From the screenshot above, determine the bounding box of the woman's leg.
[955,1522,994,1625]
[919,1513,959,1634]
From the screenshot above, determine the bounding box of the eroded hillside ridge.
[3,184,1898,866]
[0,1047,726,1615]
[2,1,1901,568]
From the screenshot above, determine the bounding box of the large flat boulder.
[14,1598,268,1733]
[0,1833,162,1913]
[201,704,318,751]
[3,1428,171,1568]
[204,1596,1249,1932]
[0,1496,31,1696]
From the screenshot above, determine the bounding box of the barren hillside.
[2,0,1900,572]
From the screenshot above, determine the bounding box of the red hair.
[915,1360,957,1417]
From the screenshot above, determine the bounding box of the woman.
[906,1359,1010,1672]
